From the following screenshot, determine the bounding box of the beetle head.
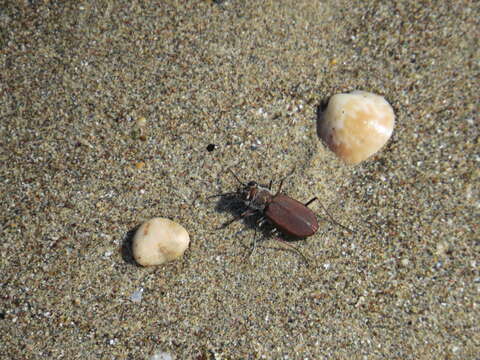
[240,181,273,211]
[240,181,258,201]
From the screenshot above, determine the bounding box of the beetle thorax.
[243,184,273,211]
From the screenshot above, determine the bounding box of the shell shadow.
[315,98,329,141]
[121,224,142,266]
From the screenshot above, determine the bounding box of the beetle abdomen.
[265,194,319,238]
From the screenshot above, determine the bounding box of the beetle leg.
[274,238,311,265]
[257,217,267,228]
[316,201,355,234]
[248,216,267,258]
[218,209,256,229]
[268,227,279,237]
[304,197,317,207]
[275,178,284,196]
[248,226,259,258]
[251,226,312,264]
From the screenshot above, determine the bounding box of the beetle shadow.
[121,224,142,266]
[211,193,260,232]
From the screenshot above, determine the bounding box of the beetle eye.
[247,181,257,187]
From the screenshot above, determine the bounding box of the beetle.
[212,169,353,261]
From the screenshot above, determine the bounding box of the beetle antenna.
[275,238,311,265]
[273,166,296,195]
[228,168,246,186]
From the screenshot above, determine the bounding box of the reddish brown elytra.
[265,194,319,237]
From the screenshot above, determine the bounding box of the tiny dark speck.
[206,144,216,152]
[0,313,5,320]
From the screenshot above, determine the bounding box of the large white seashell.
[132,218,189,266]
[318,91,395,164]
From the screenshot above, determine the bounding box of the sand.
[1,0,478,359]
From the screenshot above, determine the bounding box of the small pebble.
[136,116,147,128]
[206,143,216,152]
[135,161,146,169]
[132,218,189,266]
[135,117,147,141]
[318,90,395,164]
[150,351,173,360]
[130,288,143,303]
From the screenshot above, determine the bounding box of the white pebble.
[318,90,395,164]
[132,218,189,266]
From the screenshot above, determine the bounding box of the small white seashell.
[132,218,189,266]
[318,90,395,164]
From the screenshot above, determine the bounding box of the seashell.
[132,218,189,266]
[318,90,395,164]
